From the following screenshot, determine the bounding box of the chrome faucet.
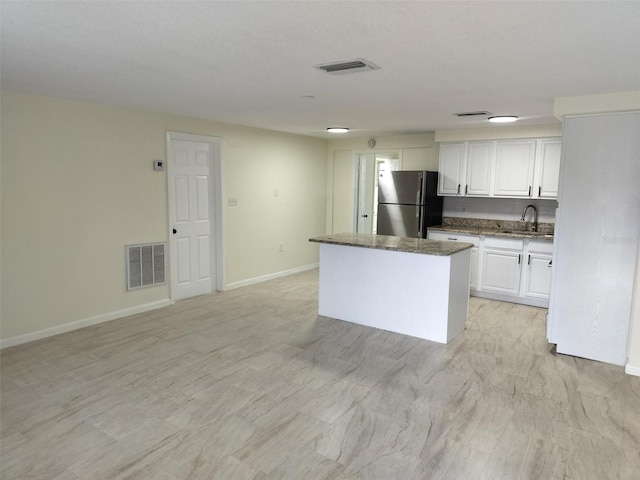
[521,205,538,232]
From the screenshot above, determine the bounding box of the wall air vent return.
[315,58,380,75]
[454,111,492,117]
[126,243,166,290]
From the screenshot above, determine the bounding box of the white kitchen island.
[309,233,473,344]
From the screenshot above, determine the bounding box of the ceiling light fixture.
[488,116,518,123]
[327,127,349,133]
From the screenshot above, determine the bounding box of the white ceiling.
[2,1,639,138]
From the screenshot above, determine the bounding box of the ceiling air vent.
[315,58,380,75]
[454,111,492,117]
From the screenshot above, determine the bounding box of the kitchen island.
[309,233,473,344]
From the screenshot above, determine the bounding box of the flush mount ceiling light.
[327,127,349,133]
[488,116,518,123]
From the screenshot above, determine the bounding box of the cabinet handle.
[538,186,541,197]
[447,238,458,241]
[465,185,468,195]
[528,186,532,196]
[518,254,521,264]
[457,184,461,194]
[528,254,531,265]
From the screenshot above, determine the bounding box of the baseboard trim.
[225,263,319,291]
[0,299,172,350]
[625,362,640,377]
[471,290,549,309]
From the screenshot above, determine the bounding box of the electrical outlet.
[278,243,284,252]
[460,204,467,215]
[228,197,238,207]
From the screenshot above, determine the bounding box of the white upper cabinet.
[533,139,561,199]
[465,142,493,196]
[438,137,561,199]
[493,140,537,197]
[437,141,493,196]
[437,143,466,195]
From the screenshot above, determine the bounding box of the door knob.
[172,228,177,234]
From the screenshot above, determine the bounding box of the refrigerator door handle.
[417,206,424,238]
[416,173,424,205]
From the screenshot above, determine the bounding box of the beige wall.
[326,134,437,234]
[1,91,327,341]
[553,90,640,118]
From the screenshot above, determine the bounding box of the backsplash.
[442,196,557,223]
[442,216,555,234]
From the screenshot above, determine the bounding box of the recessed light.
[488,116,518,123]
[327,127,349,133]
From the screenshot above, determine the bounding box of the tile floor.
[1,269,639,479]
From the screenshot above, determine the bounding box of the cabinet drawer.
[484,236,524,250]
[528,239,554,254]
[428,231,480,246]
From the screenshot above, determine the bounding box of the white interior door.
[168,139,214,300]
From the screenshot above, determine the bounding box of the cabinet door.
[493,140,536,197]
[481,248,522,295]
[535,139,561,199]
[469,247,479,290]
[437,143,466,196]
[428,231,480,290]
[524,253,552,299]
[465,142,493,196]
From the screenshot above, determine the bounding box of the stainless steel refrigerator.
[377,170,443,238]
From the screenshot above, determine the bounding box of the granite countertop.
[428,217,555,241]
[309,233,473,256]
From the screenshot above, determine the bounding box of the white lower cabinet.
[428,230,553,307]
[427,231,480,289]
[523,241,553,300]
[469,247,478,290]
[481,237,523,295]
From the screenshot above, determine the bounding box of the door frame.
[353,150,403,233]
[166,131,224,302]
[355,153,375,233]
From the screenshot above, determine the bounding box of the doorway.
[166,132,223,301]
[355,152,401,234]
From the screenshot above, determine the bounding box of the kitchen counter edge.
[309,233,473,256]
[428,225,554,241]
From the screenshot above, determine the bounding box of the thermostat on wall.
[367,138,376,148]
[153,160,165,171]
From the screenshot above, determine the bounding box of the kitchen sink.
[498,229,553,238]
